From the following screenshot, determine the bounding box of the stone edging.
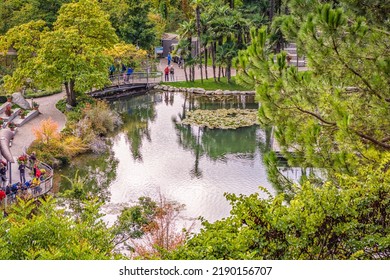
[153,84,255,95]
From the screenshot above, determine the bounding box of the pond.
[57,91,274,225]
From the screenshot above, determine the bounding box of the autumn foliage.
[30,118,87,165]
[131,195,191,259]
[32,118,60,144]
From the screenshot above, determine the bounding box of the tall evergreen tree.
[235,3,389,193]
[116,0,157,50]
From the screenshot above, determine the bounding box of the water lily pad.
[181,108,259,129]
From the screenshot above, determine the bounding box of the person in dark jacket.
[0,162,7,188]
[29,152,37,169]
[19,162,26,184]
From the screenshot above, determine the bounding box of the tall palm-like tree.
[177,39,190,81]
[178,20,195,81]
[208,4,230,81]
[192,0,205,83]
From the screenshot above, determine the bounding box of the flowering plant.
[20,110,27,117]
[8,122,16,129]
[5,104,12,116]
[18,155,28,164]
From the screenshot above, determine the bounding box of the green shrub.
[0,95,7,103]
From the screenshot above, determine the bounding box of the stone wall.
[153,84,255,95]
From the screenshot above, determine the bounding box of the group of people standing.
[0,152,47,206]
[164,65,175,81]
[109,64,134,82]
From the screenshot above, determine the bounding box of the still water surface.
[58,92,274,224]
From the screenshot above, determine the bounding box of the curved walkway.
[10,91,67,184]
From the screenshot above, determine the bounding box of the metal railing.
[109,72,163,86]
[1,160,54,208]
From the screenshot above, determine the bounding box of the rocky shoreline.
[153,84,255,95]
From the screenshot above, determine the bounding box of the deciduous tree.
[37,0,118,107]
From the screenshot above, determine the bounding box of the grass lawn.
[162,76,253,91]
[24,87,63,98]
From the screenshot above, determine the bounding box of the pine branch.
[295,106,337,126]
[331,37,382,100]
[354,131,390,150]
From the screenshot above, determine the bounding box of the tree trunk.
[184,65,188,82]
[269,0,275,22]
[187,36,194,82]
[65,80,77,107]
[212,42,217,82]
[196,6,203,83]
[204,46,208,80]
[226,60,232,82]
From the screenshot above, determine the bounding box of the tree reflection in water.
[113,94,158,161]
[174,92,262,178]
[56,148,119,203]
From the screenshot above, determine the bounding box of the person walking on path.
[126,67,133,82]
[170,65,175,81]
[18,162,26,184]
[167,53,172,66]
[164,65,170,81]
[178,56,183,68]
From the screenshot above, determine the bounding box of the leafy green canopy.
[170,154,390,259]
[101,0,157,50]
[38,0,118,106]
[0,0,71,34]
[0,197,119,260]
[0,0,119,106]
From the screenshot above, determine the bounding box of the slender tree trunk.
[196,6,203,83]
[237,32,243,50]
[187,36,194,82]
[218,66,221,82]
[204,46,208,80]
[184,65,188,82]
[226,60,231,82]
[211,42,217,82]
[69,80,76,107]
[269,0,275,22]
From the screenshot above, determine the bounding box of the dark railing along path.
[1,160,54,208]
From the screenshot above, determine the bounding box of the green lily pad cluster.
[181,108,259,129]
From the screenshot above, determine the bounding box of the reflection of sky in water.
[106,92,274,224]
